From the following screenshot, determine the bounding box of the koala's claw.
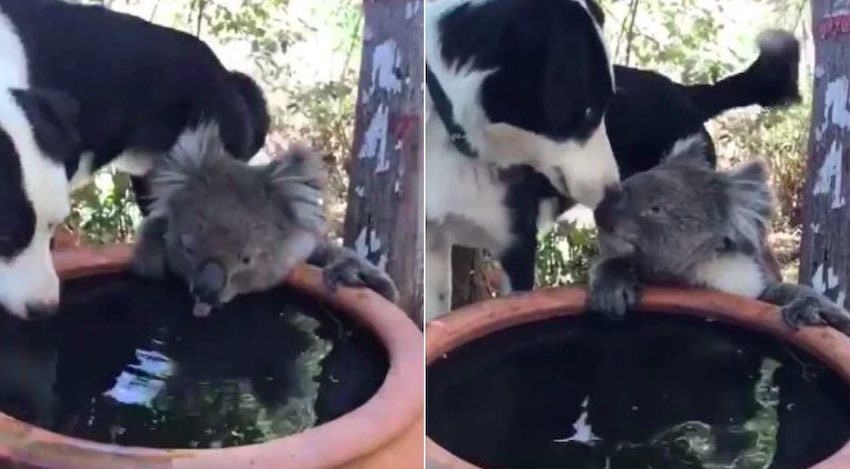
[781,297,850,337]
[322,257,399,303]
[588,275,641,321]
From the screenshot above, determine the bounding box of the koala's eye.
[240,254,253,266]
[643,205,664,216]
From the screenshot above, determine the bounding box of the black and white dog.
[0,0,269,319]
[425,0,619,319]
[426,18,800,318]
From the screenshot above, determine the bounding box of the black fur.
[0,0,269,211]
[438,0,613,143]
[0,87,79,260]
[0,129,35,260]
[500,32,801,290]
[12,88,81,166]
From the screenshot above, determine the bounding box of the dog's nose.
[594,186,625,232]
[26,302,60,321]
[191,260,226,305]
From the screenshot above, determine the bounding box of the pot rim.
[425,287,850,469]
[0,244,423,469]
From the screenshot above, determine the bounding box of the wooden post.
[343,0,423,325]
[800,1,850,308]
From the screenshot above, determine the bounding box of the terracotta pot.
[425,287,850,469]
[0,244,423,469]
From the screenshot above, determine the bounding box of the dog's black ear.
[12,88,80,164]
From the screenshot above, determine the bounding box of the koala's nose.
[594,186,625,232]
[191,260,226,305]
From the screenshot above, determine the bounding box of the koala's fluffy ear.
[663,134,712,169]
[149,124,228,216]
[264,144,327,233]
[725,160,775,254]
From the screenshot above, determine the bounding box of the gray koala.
[588,135,850,335]
[131,126,397,316]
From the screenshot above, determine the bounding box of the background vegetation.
[72,0,362,243]
[74,0,811,285]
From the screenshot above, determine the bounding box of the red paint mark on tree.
[819,14,850,38]
[392,114,418,141]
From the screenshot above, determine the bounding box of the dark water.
[427,314,850,469]
[0,274,388,449]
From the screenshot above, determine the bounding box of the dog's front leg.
[425,226,453,321]
[499,233,538,294]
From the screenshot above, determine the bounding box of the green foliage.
[71,0,361,243]
[68,171,141,245]
[536,223,599,287]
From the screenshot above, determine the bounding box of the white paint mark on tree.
[369,230,382,253]
[354,185,365,197]
[813,140,846,209]
[378,254,389,272]
[369,39,402,95]
[811,222,821,233]
[405,1,421,20]
[359,103,390,174]
[822,77,850,132]
[355,228,369,258]
[839,291,847,308]
[812,263,841,294]
[354,227,383,259]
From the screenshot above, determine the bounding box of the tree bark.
[344,0,423,325]
[450,247,492,310]
[800,2,850,308]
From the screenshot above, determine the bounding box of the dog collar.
[426,64,479,158]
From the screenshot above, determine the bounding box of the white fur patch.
[0,10,68,317]
[693,254,766,299]
[425,141,513,251]
[0,8,28,88]
[0,88,67,317]
[111,150,155,176]
[69,151,95,190]
[426,0,619,209]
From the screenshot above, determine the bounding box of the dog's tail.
[685,30,800,122]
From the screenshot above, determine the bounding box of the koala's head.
[146,125,326,308]
[593,135,774,269]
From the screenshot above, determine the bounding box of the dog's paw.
[588,271,641,321]
[781,296,850,337]
[323,256,399,303]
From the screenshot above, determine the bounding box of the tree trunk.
[344,0,423,325]
[450,247,492,310]
[800,2,850,308]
